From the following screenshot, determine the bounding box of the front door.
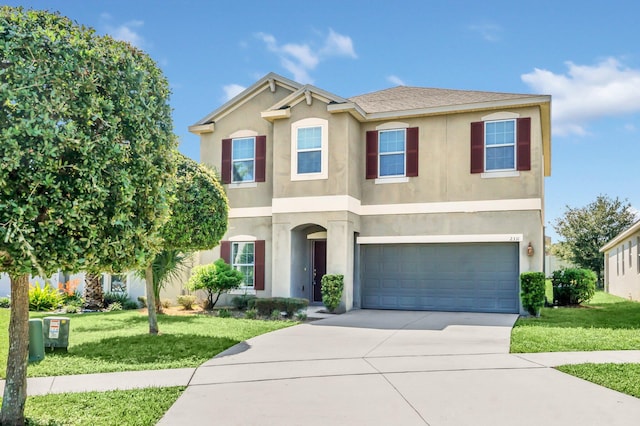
[312,240,327,302]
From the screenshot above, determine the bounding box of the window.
[110,274,127,293]
[220,240,265,290]
[379,129,406,177]
[622,244,625,274]
[366,127,418,180]
[291,118,328,180]
[485,120,515,171]
[221,135,266,184]
[470,117,530,174]
[232,137,255,182]
[232,242,255,287]
[297,126,322,174]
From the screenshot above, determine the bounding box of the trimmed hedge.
[520,272,545,316]
[249,297,309,318]
[321,274,344,312]
[551,268,597,306]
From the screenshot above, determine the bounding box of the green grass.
[511,291,640,353]
[0,309,294,378]
[1,387,184,425]
[557,363,640,399]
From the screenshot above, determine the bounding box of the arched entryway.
[290,224,326,304]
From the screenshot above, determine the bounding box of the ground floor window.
[232,242,255,287]
[110,274,127,293]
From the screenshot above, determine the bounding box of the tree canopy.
[553,195,636,283]
[0,7,177,424]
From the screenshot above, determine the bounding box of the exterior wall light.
[527,242,534,257]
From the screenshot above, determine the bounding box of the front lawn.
[556,363,640,399]
[0,387,185,426]
[0,309,294,378]
[511,291,640,353]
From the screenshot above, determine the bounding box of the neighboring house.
[190,72,551,314]
[601,220,640,301]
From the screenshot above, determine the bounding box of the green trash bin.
[43,316,70,351]
[28,318,45,362]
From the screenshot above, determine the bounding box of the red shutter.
[254,240,265,290]
[366,130,378,179]
[255,135,266,182]
[405,127,419,177]
[221,138,232,184]
[470,121,484,174]
[517,117,531,171]
[220,241,231,263]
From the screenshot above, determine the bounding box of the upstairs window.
[232,137,255,182]
[221,135,266,184]
[291,118,328,180]
[366,127,418,180]
[471,117,531,174]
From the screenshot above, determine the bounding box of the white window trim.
[481,171,520,179]
[291,117,328,181]
[231,137,256,184]
[378,128,406,178]
[232,241,256,288]
[484,119,517,173]
[375,176,409,184]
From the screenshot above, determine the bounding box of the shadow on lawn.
[46,333,239,366]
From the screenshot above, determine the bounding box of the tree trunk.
[145,266,159,335]
[83,273,103,310]
[1,273,30,426]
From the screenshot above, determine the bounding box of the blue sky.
[7,0,640,240]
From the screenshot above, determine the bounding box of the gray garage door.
[361,243,519,313]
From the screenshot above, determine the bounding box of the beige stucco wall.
[604,231,640,301]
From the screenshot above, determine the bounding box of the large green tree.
[553,195,636,284]
[0,8,176,424]
[142,154,228,334]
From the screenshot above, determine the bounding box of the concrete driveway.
[159,310,640,426]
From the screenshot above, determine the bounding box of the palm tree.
[83,273,103,310]
[139,249,192,313]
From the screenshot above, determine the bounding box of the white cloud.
[624,123,636,132]
[387,75,406,86]
[522,58,640,136]
[223,84,246,101]
[105,20,145,48]
[256,29,356,84]
[469,24,502,42]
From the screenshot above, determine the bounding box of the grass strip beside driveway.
[556,363,640,399]
[0,309,294,378]
[511,292,640,353]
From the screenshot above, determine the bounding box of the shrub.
[0,297,10,308]
[270,309,281,320]
[251,297,309,317]
[187,259,243,309]
[231,294,257,310]
[520,272,545,316]
[161,298,172,309]
[244,308,258,319]
[123,300,140,310]
[296,311,308,321]
[137,296,147,308]
[63,304,79,314]
[177,295,196,310]
[103,292,130,306]
[29,282,63,311]
[62,291,84,307]
[551,268,597,306]
[106,302,123,311]
[321,274,344,313]
[217,308,231,318]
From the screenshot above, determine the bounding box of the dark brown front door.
[312,240,327,302]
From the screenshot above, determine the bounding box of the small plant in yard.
[29,282,63,311]
[296,311,307,321]
[137,296,147,308]
[232,294,257,310]
[244,308,258,319]
[103,292,130,307]
[63,305,79,314]
[0,297,10,308]
[217,308,231,318]
[177,295,196,310]
[123,300,140,310]
[551,268,597,306]
[321,274,344,313]
[251,297,308,317]
[105,302,123,312]
[270,309,282,320]
[161,299,172,309]
[187,259,243,309]
[520,272,546,316]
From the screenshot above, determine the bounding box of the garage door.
[361,243,519,313]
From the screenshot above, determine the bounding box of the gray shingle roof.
[348,86,542,114]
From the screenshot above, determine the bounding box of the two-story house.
[189,73,551,314]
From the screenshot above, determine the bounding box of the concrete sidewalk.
[2,310,640,426]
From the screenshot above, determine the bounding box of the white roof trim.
[600,220,640,252]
